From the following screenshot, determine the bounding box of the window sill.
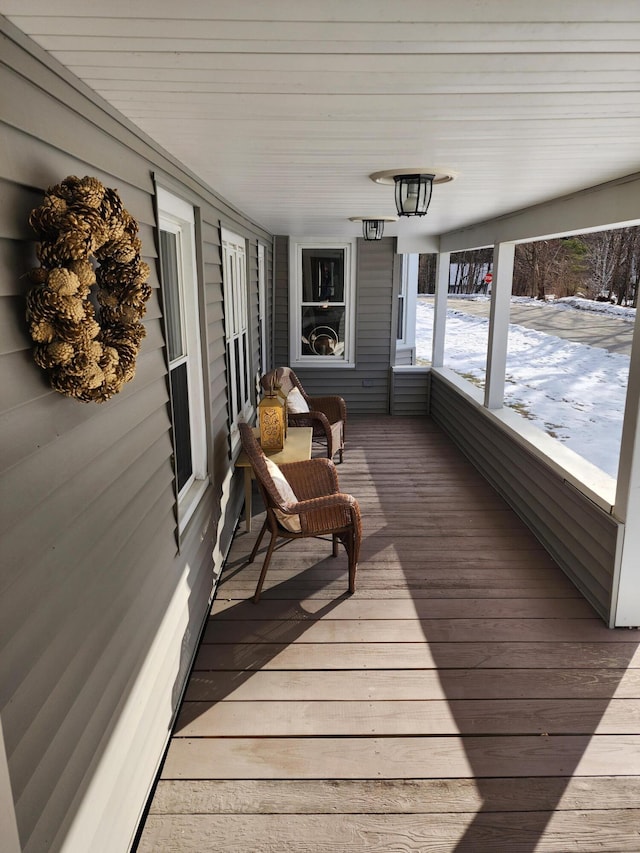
[392,365,430,373]
[178,477,210,535]
[292,357,355,369]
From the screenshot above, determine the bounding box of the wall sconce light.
[369,168,458,218]
[349,215,398,240]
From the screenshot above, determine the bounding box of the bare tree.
[577,227,640,303]
[607,228,639,306]
[514,240,566,299]
[417,253,437,293]
[581,229,625,300]
[629,229,640,308]
[422,226,640,305]
[449,248,493,294]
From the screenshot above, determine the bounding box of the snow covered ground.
[416,296,635,478]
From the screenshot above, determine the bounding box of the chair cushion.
[287,387,310,413]
[264,457,302,532]
[330,419,343,448]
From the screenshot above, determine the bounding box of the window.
[157,188,208,532]
[290,240,356,367]
[222,228,253,449]
[397,267,406,342]
[398,254,418,343]
[393,254,419,366]
[257,242,268,376]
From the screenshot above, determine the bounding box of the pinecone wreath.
[25,175,151,402]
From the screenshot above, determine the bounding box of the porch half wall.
[430,372,620,623]
[0,20,271,853]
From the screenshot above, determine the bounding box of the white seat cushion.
[264,457,302,532]
[286,387,310,414]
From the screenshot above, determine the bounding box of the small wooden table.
[235,427,313,532]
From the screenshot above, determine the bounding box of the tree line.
[418,225,640,306]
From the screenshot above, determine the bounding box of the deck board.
[184,668,640,702]
[138,811,640,853]
[174,698,640,736]
[195,640,640,670]
[136,415,640,853]
[146,776,640,815]
[160,734,640,779]
[202,617,627,643]
[210,597,595,619]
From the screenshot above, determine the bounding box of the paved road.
[444,298,634,356]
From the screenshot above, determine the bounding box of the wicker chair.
[261,367,346,462]
[239,422,361,603]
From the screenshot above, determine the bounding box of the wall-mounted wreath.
[25,175,152,402]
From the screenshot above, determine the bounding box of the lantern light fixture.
[258,383,286,451]
[349,215,398,241]
[363,219,384,241]
[394,173,434,217]
[369,168,458,218]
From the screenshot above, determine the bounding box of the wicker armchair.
[239,422,361,603]
[261,367,346,462]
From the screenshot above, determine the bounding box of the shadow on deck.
[137,415,640,852]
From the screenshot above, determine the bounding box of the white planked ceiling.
[4,0,640,243]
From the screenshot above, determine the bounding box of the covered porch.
[137,415,640,852]
[2,6,640,850]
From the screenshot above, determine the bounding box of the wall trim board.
[440,171,640,253]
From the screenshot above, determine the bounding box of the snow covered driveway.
[416,296,634,478]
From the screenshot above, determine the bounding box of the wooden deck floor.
[137,415,640,852]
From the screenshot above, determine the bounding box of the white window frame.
[157,187,208,533]
[222,227,253,452]
[398,253,418,348]
[289,239,356,368]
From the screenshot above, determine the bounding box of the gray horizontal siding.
[429,374,618,622]
[273,235,289,370]
[391,367,431,415]
[1,350,168,478]
[394,346,416,367]
[263,239,274,371]
[0,19,273,853]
